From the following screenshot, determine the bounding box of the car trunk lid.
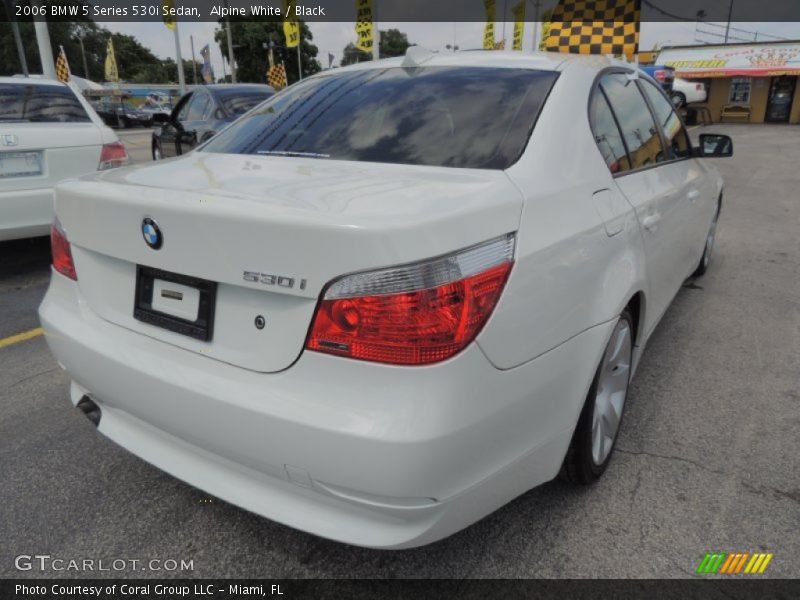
[0,122,103,191]
[54,152,523,373]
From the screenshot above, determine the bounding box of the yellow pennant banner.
[283,1,300,48]
[512,0,526,50]
[104,37,118,82]
[483,0,495,50]
[355,0,374,53]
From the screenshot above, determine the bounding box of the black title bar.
[3,0,800,23]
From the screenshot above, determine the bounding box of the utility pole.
[190,35,198,85]
[33,15,56,79]
[5,0,29,76]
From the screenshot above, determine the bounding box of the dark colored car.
[151,84,274,160]
[92,100,153,129]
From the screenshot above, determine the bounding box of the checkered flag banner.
[56,45,71,83]
[544,0,640,60]
[267,63,288,90]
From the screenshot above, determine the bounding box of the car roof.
[326,50,634,75]
[204,84,275,93]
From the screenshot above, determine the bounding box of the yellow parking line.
[0,327,44,349]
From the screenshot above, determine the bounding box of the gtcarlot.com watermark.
[14,554,194,573]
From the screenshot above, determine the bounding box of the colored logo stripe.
[697,552,773,574]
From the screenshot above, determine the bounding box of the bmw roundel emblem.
[141,218,163,250]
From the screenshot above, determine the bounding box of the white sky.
[105,21,800,83]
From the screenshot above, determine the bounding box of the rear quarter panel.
[478,64,647,370]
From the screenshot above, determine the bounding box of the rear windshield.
[215,89,274,117]
[201,67,558,169]
[0,83,90,123]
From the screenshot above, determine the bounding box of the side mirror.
[697,134,733,157]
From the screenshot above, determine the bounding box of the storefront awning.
[656,42,800,78]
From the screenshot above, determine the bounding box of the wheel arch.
[625,290,646,346]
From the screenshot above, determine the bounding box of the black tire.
[692,197,722,278]
[152,140,163,161]
[671,92,686,108]
[560,309,634,485]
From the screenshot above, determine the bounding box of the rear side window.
[589,90,630,173]
[640,79,692,159]
[201,67,559,169]
[600,73,665,169]
[0,84,90,123]
[215,90,273,116]
[186,92,211,121]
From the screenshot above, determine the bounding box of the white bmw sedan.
[0,77,129,241]
[39,51,731,548]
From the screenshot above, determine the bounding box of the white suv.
[0,77,129,241]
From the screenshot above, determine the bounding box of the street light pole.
[5,0,29,76]
[190,35,198,85]
[33,17,56,79]
[173,24,186,94]
[224,0,237,82]
[372,0,379,60]
[530,0,542,52]
[79,36,89,78]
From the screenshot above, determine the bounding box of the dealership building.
[655,40,800,124]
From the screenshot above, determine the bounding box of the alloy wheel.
[591,318,633,465]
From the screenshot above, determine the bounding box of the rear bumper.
[39,272,613,548]
[0,186,53,241]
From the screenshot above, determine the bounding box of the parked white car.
[0,77,129,241]
[39,51,732,548]
[671,77,708,107]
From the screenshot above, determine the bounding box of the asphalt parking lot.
[0,124,798,578]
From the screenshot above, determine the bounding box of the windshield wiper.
[256,150,331,159]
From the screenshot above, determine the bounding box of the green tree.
[340,42,370,66]
[214,19,320,85]
[380,28,412,58]
[340,29,412,66]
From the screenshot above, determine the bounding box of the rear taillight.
[51,218,77,280]
[306,234,515,366]
[98,142,129,170]
[696,83,704,91]
[654,70,667,81]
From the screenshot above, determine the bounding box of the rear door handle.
[687,189,700,202]
[642,214,661,232]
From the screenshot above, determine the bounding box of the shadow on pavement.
[0,236,51,281]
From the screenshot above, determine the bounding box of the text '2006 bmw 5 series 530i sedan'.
[39,49,732,549]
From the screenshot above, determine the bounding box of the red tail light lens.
[51,219,77,280]
[654,70,667,82]
[306,235,515,366]
[98,142,129,170]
